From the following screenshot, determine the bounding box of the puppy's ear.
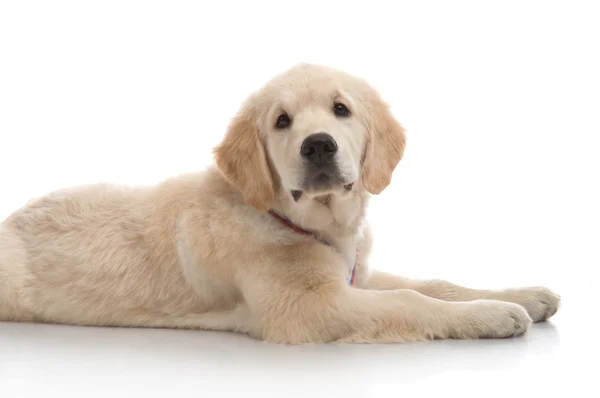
[214,100,275,212]
[362,94,406,194]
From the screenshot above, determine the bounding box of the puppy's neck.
[271,184,369,239]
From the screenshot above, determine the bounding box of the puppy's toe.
[496,287,561,323]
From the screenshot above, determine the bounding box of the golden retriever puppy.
[0,63,560,343]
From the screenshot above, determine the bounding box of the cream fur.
[0,63,560,343]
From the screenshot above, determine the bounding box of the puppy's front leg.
[251,283,532,344]
[361,270,560,323]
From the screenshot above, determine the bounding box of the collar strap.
[268,209,331,246]
[268,209,357,286]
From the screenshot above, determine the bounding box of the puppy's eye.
[333,103,350,117]
[276,114,291,129]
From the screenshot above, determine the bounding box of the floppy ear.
[362,95,407,194]
[213,101,275,212]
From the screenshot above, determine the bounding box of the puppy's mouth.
[291,180,354,202]
[289,159,355,202]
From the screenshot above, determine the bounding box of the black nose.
[300,133,338,164]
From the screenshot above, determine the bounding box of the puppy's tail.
[0,224,35,322]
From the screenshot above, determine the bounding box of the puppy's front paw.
[492,287,561,323]
[455,300,532,339]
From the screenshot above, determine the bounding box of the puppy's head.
[214,63,406,212]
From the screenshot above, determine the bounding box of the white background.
[1,1,599,397]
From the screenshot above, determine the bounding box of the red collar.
[268,209,357,286]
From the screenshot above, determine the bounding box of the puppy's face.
[258,68,367,199]
[214,63,406,212]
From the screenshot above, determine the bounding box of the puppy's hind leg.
[0,225,35,322]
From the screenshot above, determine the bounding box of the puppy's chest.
[322,234,357,279]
